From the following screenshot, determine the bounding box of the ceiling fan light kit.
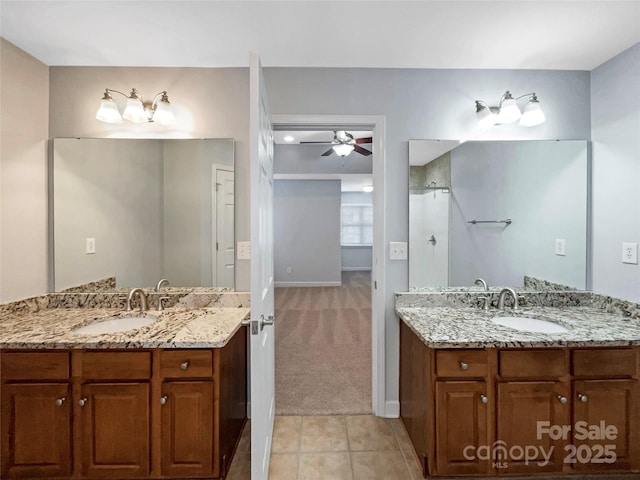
[300,130,373,157]
[475,91,546,128]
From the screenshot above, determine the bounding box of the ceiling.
[1,1,638,70]
[273,130,372,144]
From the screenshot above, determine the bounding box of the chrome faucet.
[126,288,148,312]
[474,278,489,291]
[497,287,519,311]
[155,278,169,292]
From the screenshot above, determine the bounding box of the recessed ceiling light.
[362,185,374,193]
[283,135,295,142]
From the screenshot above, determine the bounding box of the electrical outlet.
[555,239,566,256]
[286,267,292,274]
[237,241,251,260]
[622,242,638,264]
[86,237,96,255]
[389,241,408,260]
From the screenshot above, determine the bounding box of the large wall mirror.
[52,138,235,292]
[409,140,589,291]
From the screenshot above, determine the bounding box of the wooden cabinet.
[1,352,72,479]
[80,383,150,478]
[435,381,490,475]
[0,325,247,480]
[398,325,639,478]
[570,347,640,473]
[497,381,569,473]
[1,383,72,478]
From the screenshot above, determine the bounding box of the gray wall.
[591,43,640,302]
[275,143,373,174]
[449,141,588,289]
[265,67,591,408]
[0,39,49,303]
[274,180,341,286]
[53,139,163,290]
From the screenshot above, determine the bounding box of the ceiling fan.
[301,131,373,157]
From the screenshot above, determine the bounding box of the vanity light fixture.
[362,184,374,193]
[96,88,176,126]
[475,91,545,128]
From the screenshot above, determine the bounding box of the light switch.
[237,241,251,260]
[555,239,566,256]
[389,241,408,260]
[86,237,96,255]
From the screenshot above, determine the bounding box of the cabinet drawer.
[1,352,70,380]
[499,349,567,378]
[80,352,151,379]
[436,350,487,378]
[572,348,637,377]
[160,350,213,378]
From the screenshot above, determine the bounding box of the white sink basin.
[73,313,159,335]
[491,316,569,334]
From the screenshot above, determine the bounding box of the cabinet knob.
[459,361,469,371]
[577,393,588,403]
[480,394,489,404]
[180,361,190,370]
[78,397,88,407]
[557,395,568,404]
[55,397,66,406]
[160,395,168,405]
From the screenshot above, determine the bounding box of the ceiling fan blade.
[353,144,372,156]
[321,148,335,156]
[355,137,373,144]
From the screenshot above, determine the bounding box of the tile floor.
[226,415,423,480]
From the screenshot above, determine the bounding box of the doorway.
[271,115,386,416]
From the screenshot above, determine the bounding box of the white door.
[249,52,276,480]
[215,168,235,287]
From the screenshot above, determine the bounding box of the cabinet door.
[1,383,71,478]
[573,379,639,471]
[80,382,150,478]
[435,381,489,475]
[497,381,570,474]
[161,381,215,477]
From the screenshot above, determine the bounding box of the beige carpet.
[275,271,372,415]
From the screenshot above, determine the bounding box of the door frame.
[271,114,387,416]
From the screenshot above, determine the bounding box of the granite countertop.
[0,307,250,349]
[396,305,640,349]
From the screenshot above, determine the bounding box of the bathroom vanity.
[397,296,640,478]
[0,306,249,480]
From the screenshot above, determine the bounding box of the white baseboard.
[382,400,400,418]
[274,281,342,287]
[341,267,372,272]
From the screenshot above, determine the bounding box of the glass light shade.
[96,98,123,124]
[333,144,355,157]
[497,98,522,124]
[152,98,176,126]
[519,99,546,127]
[122,98,148,123]
[362,185,374,193]
[476,104,498,129]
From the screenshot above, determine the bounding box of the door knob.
[260,314,275,331]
